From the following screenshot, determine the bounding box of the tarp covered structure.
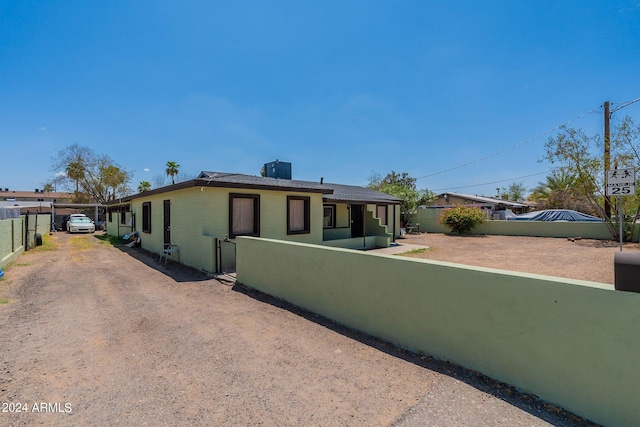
[510,209,603,222]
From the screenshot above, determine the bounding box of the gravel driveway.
[0,232,597,426]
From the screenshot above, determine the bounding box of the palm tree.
[527,169,599,213]
[138,181,151,193]
[529,170,576,202]
[102,165,127,201]
[66,161,85,193]
[166,161,180,185]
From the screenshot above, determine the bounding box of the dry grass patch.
[69,235,94,250]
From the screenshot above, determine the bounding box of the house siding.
[109,186,324,272]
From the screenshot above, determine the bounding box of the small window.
[142,202,151,233]
[120,211,126,225]
[323,205,335,228]
[287,196,310,234]
[108,210,112,222]
[229,194,260,238]
[376,205,388,225]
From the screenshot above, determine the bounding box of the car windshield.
[70,217,92,223]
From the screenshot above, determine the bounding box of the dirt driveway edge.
[0,232,598,426]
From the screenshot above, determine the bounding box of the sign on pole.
[606,168,636,196]
[606,168,635,251]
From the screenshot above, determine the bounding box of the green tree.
[500,181,527,201]
[543,117,640,240]
[529,170,575,202]
[439,205,485,235]
[66,161,85,194]
[51,144,132,204]
[44,173,66,193]
[102,164,129,201]
[138,181,151,193]
[528,170,595,213]
[166,161,180,185]
[611,116,640,229]
[368,171,435,225]
[42,183,55,193]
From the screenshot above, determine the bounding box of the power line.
[611,96,640,114]
[431,170,553,192]
[415,108,599,180]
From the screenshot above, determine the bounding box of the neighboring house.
[105,170,401,273]
[425,192,531,219]
[0,189,80,228]
[0,188,73,204]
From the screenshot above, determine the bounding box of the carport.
[52,203,105,231]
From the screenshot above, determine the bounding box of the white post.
[619,196,623,252]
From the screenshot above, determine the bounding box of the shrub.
[439,205,485,235]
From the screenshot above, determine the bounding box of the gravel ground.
[401,232,640,284]
[0,232,599,426]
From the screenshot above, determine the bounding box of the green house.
[105,171,401,273]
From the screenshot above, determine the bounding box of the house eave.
[323,197,401,205]
[105,178,333,205]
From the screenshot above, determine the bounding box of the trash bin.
[614,252,640,293]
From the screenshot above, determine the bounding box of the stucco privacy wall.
[0,217,24,268]
[0,214,50,269]
[236,237,640,427]
[413,208,634,240]
[31,214,51,238]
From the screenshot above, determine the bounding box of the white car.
[67,217,95,233]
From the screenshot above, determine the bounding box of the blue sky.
[2,1,640,197]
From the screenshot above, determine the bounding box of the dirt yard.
[401,233,640,284]
[0,232,597,426]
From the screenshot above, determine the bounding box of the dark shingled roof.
[106,171,400,204]
[322,183,401,204]
[197,171,332,193]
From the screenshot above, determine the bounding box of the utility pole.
[604,101,612,219]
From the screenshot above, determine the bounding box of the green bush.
[439,205,485,235]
